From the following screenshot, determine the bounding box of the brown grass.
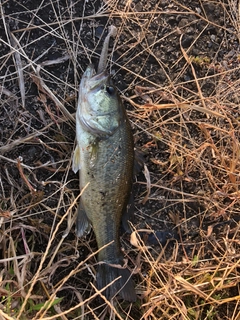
[0,0,240,319]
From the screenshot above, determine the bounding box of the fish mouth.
[81,64,110,92]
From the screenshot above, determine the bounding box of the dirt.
[0,0,240,319]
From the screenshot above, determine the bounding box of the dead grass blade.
[142,163,151,205]
[0,122,54,155]
[127,99,225,119]
[31,69,75,123]
[3,22,26,108]
[15,185,87,319]
[0,310,15,320]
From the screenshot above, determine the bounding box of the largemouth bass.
[72,30,136,302]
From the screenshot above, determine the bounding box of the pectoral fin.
[76,201,91,237]
[72,144,81,174]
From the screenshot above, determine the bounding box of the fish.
[72,27,136,302]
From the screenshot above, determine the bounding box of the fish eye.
[106,86,115,95]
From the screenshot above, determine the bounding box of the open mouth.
[88,70,110,91]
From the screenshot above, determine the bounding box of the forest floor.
[0,0,240,319]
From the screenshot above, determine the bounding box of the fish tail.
[96,263,136,302]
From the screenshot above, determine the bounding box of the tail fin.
[96,263,136,302]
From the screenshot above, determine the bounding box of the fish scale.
[72,39,136,300]
[80,117,133,263]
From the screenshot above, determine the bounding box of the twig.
[17,158,36,193]
[31,68,75,123]
[0,126,50,155]
[5,25,26,108]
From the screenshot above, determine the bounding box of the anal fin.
[76,201,91,237]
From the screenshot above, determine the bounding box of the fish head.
[77,64,123,138]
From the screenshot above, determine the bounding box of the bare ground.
[0,0,240,319]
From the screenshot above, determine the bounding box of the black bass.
[72,29,136,302]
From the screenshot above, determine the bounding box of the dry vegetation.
[0,0,240,319]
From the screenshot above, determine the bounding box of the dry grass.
[0,0,240,319]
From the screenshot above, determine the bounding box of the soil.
[0,0,239,319]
